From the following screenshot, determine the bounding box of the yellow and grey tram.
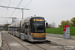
[8,16,46,42]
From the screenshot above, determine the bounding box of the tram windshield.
[31,21,45,33]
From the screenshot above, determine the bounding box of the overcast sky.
[0,0,75,27]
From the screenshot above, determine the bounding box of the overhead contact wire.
[6,0,11,17]
[9,0,23,17]
[16,0,32,16]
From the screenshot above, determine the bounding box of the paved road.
[2,31,64,50]
[47,34,75,40]
[2,32,28,50]
[46,34,75,50]
[0,32,2,49]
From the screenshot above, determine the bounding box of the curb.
[0,32,2,49]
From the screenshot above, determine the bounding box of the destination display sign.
[34,19,44,21]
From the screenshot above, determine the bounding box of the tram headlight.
[31,33,33,35]
[45,33,46,35]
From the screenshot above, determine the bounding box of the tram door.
[25,23,30,40]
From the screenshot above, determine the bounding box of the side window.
[25,25,28,29]
[17,24,21,32]
[25,23,28,29]
[21,24,25,33]
[25,23,29,35]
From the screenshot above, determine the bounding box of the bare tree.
[52,22,56,28]
[48,24,53,28]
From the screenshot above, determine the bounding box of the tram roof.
[8,16,44,27]
[21,16,44,21]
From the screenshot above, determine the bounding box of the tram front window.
[31,21,45,33]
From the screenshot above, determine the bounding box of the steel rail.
[6,33,29,50]
[2,33,11,50]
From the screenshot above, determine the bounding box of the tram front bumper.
[30,37,46,42]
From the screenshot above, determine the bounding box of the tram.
[8,16,46,42]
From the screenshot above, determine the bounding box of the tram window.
[25,25,28,29]
[22,24,24,26]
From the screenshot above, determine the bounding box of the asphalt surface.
[0,32,2,49]
[2,32,28,50]
[2,31,65,50]
[47,34,75,40]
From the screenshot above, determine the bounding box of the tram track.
[6,33,30,50]
[32,42,63,50]
[9,32,48,50]
[30,40,52,50]
[7,32,45,50]
[33,44,46,50]
[2,31,29,50]
[1,31,75,50]
[2,33,11,50]
[5,31,63,50]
